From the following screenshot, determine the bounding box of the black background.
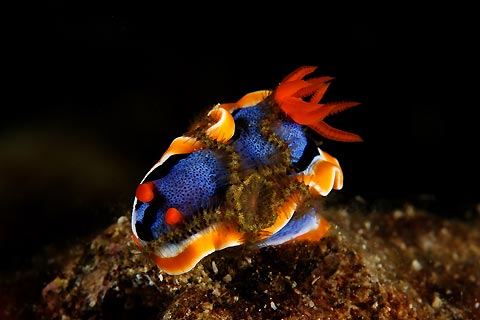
[2,4,478,273]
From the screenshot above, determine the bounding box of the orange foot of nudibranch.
[273,66,363,142]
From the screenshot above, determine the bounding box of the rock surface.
[2,199,479,319]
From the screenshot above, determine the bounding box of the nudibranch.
[131,66,362,275]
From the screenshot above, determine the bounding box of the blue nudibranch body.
[131,66,362,274]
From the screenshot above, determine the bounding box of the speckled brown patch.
[3,201,479,319]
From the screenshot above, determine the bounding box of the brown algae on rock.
[29,201,480,319]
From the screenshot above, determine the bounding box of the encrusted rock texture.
[3,199,480,319]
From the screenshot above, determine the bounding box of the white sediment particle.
[354,195,366,204]
[202,302,213,311]
[270,301,277,310]
[411,259,422,271]
[223,274,232,283]
[405,204,415,216]
[212,261,218,274]
[145,274,154,286]
[432,293,443,308]
[212,287,221,297]
[88,298,96,308]
[393,209,404,219]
